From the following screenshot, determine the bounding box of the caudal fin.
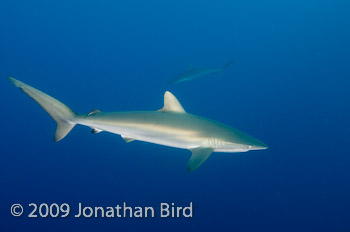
[8,77,77,142]
[220,60,235,75]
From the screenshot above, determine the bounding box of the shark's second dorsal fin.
[158,91,186,113]
[88,109,101,116]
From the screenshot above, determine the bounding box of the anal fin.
[121,135,135,143]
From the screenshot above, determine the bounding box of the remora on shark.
[8,77,267,171]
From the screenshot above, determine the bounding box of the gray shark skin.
[8,77,267,171]
[168,60,234,85]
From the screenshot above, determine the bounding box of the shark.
[8,77,267,171]
[167,60,234,85]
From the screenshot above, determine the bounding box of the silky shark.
[168,60,234,84]
[8,77,267,171]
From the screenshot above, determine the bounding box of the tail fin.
[8,77,77,142]
[220,60,235,75]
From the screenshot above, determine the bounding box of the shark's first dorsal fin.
[158,91,186,113]
[88,109,101,116]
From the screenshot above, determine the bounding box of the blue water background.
[1,0,350,231]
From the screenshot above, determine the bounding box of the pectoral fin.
[187,147,213,172]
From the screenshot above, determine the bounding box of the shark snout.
[248,145,268,150]
[247,139,268,150]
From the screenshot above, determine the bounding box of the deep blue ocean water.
[1,0,350,231]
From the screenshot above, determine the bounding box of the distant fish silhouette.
[168,60,235,85]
